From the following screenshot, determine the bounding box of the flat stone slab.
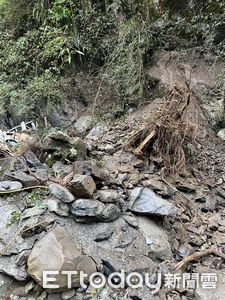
[129,187,177,217]
[0,181,23,191]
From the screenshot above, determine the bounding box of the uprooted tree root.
[127,84,197,176]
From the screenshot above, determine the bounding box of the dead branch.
[161,177,193,202]
[175,246,225,271]
[0,186,48,195]
[0,220,47,257]
[134,129,156,156]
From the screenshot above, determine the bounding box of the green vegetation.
[6,210,21,227]
[24,191,47,208]
[1,0,225,123]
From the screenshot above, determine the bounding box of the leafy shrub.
[1,0,225,124]
[9,71,65,120]
[102,16,155,107]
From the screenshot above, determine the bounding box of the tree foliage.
[1,0,225,124]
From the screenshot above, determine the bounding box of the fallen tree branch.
[161,177,192,202]
[175,246,225,271]
[0,185,48,195]
[134,129,156,156]
[0,220,47,257]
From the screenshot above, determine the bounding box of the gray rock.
[49,183,75,203]
[178,242,194,257]
[21,215,55,238]
[43,131,74,149]
[0,273,14,296]
[33,168,48,182]
[71,199,120,223]
[94,190,120,203]
[98,242,154,275]
[104,144,115,154]
[217,128,225,141]
[84,285,125,300]
[37,291,48,300]
[9,296,27,300]
[72,137,87,159]
[0,254,28,281]
[0,205,38,256]
[175,178,196,193]
[116,173,128,185]
[130,187,176,217]
[73,160,103,181]
[0,204,21,254]
[62,218,155,276]
[22,207,45,219]
[11,285,27,297]
[69,175,96,198]
[215,186,225,199]
[94,230,113,242]
[138,217,173,260]
[48,112,71,128]
[4,171,39,187]
[43,131,87,159]
[61,289,76,300]
[0,180,23,191]
[74,115,92,136]
[45,198,70,217]
[123,215,139,228]
[195,266,225,300]
[71,199,105,222]
[86,124,106,140]
[127,286,155,300]
[52,162,73,178]
[143,177,175,197]
[48,293,61,300]
[201,195,217,211]
[102,204,121,222]
[24,281,35,294]
[24,150,44,169]
[27,226,97,292]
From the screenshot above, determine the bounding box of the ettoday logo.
[43,270,219,292]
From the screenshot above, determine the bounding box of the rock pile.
[0,115,225,300]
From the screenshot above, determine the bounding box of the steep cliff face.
[1,0,225,127]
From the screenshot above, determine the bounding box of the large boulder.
[129,187,176,217]
[27,226,97,292]
[74,115,92,136]
[43,131,87,159]
[62,218,155,278]
[138,217,173,260]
